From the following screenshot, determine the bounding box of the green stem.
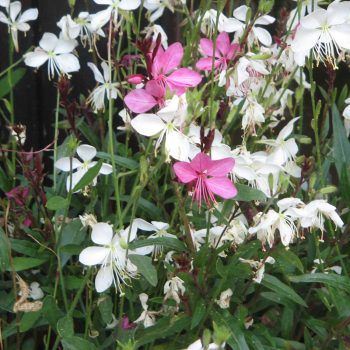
[53,89,60,191]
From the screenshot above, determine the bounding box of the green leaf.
[46,196,68,211]
[212,310,249,350]
[233,184,266,202]
[128,255,157,287]
[261,274,307,307]
[61,336,97,350]
[289,273,350,293]
[273,247,304,274]
[20,311,42,332]
[98,295,113,324]
[191,299,206,329]
[10,239,39,257]
[0,228,11,272]
[0,68,26,99]
[42,296,64,332]
[6,257,47,271]
[72,160,102,192]
[129,237,186,252]
[332,105,350,176]
[97,151,138,170]
[57,316,74,338]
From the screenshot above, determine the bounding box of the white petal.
[16,22,30,31]
[55,54,80,74]
[18,8,38,23]
[253,27,272,46]
[24,50,48,68]
[90,7,112,31]
[118,0,140,10]
[66,168,87,192]
[255,14,275,25]
[76,144,96,162]
[101,61,110,82]
[55,157,81,171]
[165,130,190,161]
[93,0,112,4]
[87,62,104,83]
[39,32,58,52]
[233,5,248,22]
[79,246,109,265]
[133,246,154,255]
[301,9,327,29]
[100,163,112,175]
[131,113,165,137]
[91,222,113,245]
[222,17,244,33]
[9,1,21,22]
[330,25,350,50]
[0,0,10,8]
[277,117,299,141]
[279,219,293,246]
[133,218,157,232]
[0,11,10,25]
[291,27,320,52]
[151,221,169,230]
[95,265,113,293]
[54,38,77,54]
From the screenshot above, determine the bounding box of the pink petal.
[173,162,198,183]
[199,38,220,58]
[190,152,212,173]
[124,89,157,113]
[227,43,240,60]
[166,68,202,94]
[153,42,183,75]
[145,80,165,98]
[216,32,231,57]
[196,57,220,71]
[205,177,237,199]
[207,157,235,177]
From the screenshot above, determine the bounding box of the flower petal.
[291,27,320,52]
[24,50,48,68]
[205,177,237,199]
[124,89,158,113]
[79,246,109,266]
[253,27,273,46]
[55,157,81,171]
[199,38,220,57]
[153,42,183,75]
[216,32,230,57]
[330,24,350,50]
[95,265,113,293]
[100,163,112,175]
[233,5,248,22]
[165,130,190,161]
[196,57,220,71]
[19,8,38,23]
[54,53,80,73]
[55,38,77,54]
[77,144,97,162]
[9,1,21,22]
[39,32,58,52]
[190,152,212,173]
[91,222,113,245]
[207,157,235,177]
[173,161,197,183]
[131,113,165,136]
[118,0,140,10]
[166,68,202,94]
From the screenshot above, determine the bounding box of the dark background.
[0,0,348,150]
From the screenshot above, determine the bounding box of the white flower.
[193,226,226,253]
[143,23,168,48]
[164,276,185,304]
[215,288,233,309]
[57,12,105,48]
[223,5,275,46]
[79,219,151,293]
[249,202,300,248]
[134,293,157,328]
[87,62,119,111]
[186,339,225,350]
[260,117,299,166]
[24,32,80,80]
[28,282,44,300]
[134,219,176,257]
[287,0,321,30]
[342,97,350,136]
[0,0,38,52]
[235,96,265,133]
[311,258,342,275]
[55,144,112,192]
[291,1,350,68]
[287,199,344,237]
[199,9,227,36]
[90,0,141,31]
[144,0,184,22]
[240,256,275,283]
[131,95,190,161]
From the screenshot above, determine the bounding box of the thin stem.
[53,89,60,191]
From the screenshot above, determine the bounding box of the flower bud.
[127,74,145,85]
[319,185,337,194]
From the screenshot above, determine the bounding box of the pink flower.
[124,80,165,113]
[121,317,136,330]
[124,42,202,113]
[196,32,240,72]
[173,152,237,207]
[150,42,202,95]
[6,186,30,206]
